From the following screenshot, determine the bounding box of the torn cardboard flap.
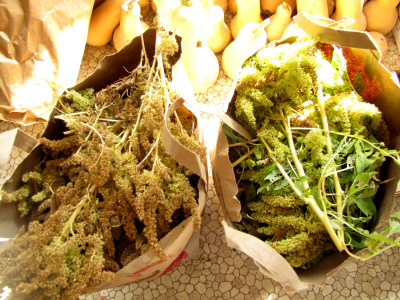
[0,0,95,124]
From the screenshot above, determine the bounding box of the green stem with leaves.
[259,136,344,252]
[317,88,345,243]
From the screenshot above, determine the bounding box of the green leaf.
[368,232,396,245]
[389,219,400,236]
[223,123,249,144]
[354,197,376,217]
[274,180,288,191]
[296,176,309,182]
[249,183,257,199]
[310,186,323,210]
[354,173,370,184]
[257,185,267,194]
[391,211,400,220]
[330,218,344,231]
[323,87,334,95]
[294,180,304,196]
[358,183,377,199]
[345,231,365,249]
[246,159,256,168]
[264,168,282,183]
[331,45,347,76]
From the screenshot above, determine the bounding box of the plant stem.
[259,136,344,251]
[279,108,309,192]
[317,88,345,242]
[231,149,255,168]
[59,185,96,239]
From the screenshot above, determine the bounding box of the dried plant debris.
[226,37,400,269]
[0,31,206,299]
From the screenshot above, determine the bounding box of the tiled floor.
[1,31,400,300]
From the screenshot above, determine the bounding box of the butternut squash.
[157,0,208,39]
[137,0,151,16]
[200,0,228,11]
[260,0,296,15]
[280,22,306,40]
[87,0,127,46]
[331,0,366,31]
[113,0,149,51]
[205,1,232,53]
[363,0,400,35]
[296,0,329,18]
[180,37,219,93]
[327,0,335,16]
[230,0,262,39]
[222,19,269,80]
[158,0,219,92]
[151,0,158,12]
[198,0,209,8]
[265,2,293,41]
[228,0,237,13]
[94,0,105,9]
[213,0,228,12]
[368,31,388,61]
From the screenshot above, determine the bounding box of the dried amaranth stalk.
[0,30,206,299]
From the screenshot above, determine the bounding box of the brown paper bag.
[0,0,95,124]
[211,13,400,292]
[0,29,208,296]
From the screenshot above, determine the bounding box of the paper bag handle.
[222,220,309,293]
[162,98,208,185]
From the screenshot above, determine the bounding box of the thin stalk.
[59,185,96,240]
[136,132,160,171]
[157,45,185,135]
[231,149,255,168]
[151,130,162,173]
[259,136,344,251]
[74,105,106,158]
[317,88,345,242]
[140,32,148,65]
[229,142,249,148]
[137,53,166,172]
[115,128,131,152]
[279,108,310,194]
[79,122,105,165]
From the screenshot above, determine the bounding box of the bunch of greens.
[0,30,206,299]
[225,36,400,269]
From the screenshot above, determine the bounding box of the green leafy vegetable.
[225,36,400,268]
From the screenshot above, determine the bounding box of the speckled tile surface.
[1,31,400,300]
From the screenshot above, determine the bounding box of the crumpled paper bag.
[0,0,95,124]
